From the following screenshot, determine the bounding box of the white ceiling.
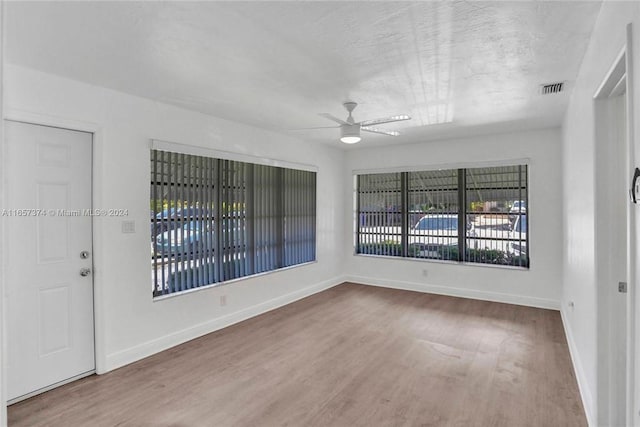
[6,1,602,148]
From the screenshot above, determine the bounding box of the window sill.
[352,253,529,271]
[153,260,318,301]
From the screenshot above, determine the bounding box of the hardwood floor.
[8,283,586,426]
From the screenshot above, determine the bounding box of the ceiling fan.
[304,102,411,144]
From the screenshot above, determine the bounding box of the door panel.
[39,284,72,356]
[5,121,94,401]
[38,183,71,262]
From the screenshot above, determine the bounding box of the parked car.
[155,207,178,220]
[509,200,527,221]
[154,219,245,258]
[154,221,213,258]
[507,214,527,256]
[408,214,476,258]
[510,200,526,213]
[152,206,215,236]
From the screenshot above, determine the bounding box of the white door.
[5,120,95,402]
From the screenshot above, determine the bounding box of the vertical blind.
[408,169,460,261]
[151,149,316,297]
[356,165,529,268]
[357,173,402,256]
[465,165,528,266]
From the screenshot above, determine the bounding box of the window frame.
[150,140,318,299]
[354,162,530,269]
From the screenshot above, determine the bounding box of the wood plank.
[8,283,586,426]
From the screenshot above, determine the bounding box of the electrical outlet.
[220,295,227,306]
[568,301,575,310]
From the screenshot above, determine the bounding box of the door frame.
[621,23,639,426]
[626,22,640,427]
[593,22,637,426]
[1,110,107,407]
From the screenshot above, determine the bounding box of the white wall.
[561,2,640,426]
[3,64,345,374]
[342,128,563,310]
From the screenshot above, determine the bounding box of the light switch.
[121,220,136,234]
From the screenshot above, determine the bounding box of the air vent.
[540,82,564,95]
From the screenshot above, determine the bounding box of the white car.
[507,215,527,256]
[408,214,476,258]
[509,200,526,221]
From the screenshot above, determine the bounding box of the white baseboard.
[344,275,560,310]
[560,307,595,427]
[104,276,345,372]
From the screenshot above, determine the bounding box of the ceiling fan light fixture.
[340,124,361,144]
[340,136,361,144]
[316,102,410,143]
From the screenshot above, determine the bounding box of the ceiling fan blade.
[358,115,411,127]
[288,125,340,130]
[319,113,349,125]
[361,126,400,137]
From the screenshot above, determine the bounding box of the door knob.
[80,268,91,277]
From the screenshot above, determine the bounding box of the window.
[151,149,316,297]
[356,165,528,268]
[357,173,402,256]
[407,169,460,261]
